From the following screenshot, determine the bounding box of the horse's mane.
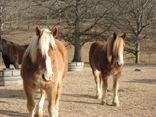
[103,35,124,63]
[25,28,57,63]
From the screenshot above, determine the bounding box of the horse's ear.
[113,32,117,40]
[51,28,58,38]
[121,32,127,40]
[36,26,42,37]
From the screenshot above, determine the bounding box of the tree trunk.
[72,0,81,62]
[72,36,81,62]
[136,42,140,64]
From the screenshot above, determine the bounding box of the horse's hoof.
[101,101,106,105]
[97,96,102,99]
[35,114,42,117]
[113,103,119,107]
[95,96,101,99]
[97,94,102,99]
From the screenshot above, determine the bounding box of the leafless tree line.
[0,0,156,63]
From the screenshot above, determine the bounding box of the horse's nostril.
[116,61,122,67]
[116,61,119,66]
[42,73,46,81]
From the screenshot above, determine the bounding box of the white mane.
[24,28,57,63]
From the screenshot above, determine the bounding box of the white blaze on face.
[117,49,124,66]
[42,45,53,81]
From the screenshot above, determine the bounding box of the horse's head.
[106,32,127,67]
[0,36,7,53]
[35,27,58,82]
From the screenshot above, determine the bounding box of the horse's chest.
[103,68,119,76]
[109,69,118,75]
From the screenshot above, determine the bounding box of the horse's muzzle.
[116,61,124,67]
[42,73,53,82]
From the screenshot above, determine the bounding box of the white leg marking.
[94,70,102,99]
[102,86,107,105]
[113,76,119,107]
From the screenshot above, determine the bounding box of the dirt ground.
[0,64,156,117]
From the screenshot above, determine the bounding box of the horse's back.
[89,41,104,55]
[89,41,105,70]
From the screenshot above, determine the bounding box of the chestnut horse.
[89,32,126,107]
[0,36,28,69]
[21,27,68,117]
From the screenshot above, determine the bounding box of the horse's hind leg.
[23,83,36,117]
[36,89,46,117]
[112,74,121,107]
[93,69,102,99]
[101,74,107,105]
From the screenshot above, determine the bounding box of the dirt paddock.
[0,64,156,117]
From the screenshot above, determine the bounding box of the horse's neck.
[102,48,117,69]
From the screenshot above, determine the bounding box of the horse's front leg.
[13,63,19,69]
[23,83,36,117]
[46,83,58,117]
[55,78,64,116]
[36,89,46,117]
[112,73,121,107]
[3,60,10,68]
[101,74,107,105]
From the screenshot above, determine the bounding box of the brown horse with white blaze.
[89,32,127,107]
[20,27,68,117]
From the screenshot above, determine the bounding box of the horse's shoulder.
[55,39,68,57]
[55,39,65,50]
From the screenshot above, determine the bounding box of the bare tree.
[27,0,132,62]
[114,0,156,63]
[50,0,116,62]
[0,0,26,35]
